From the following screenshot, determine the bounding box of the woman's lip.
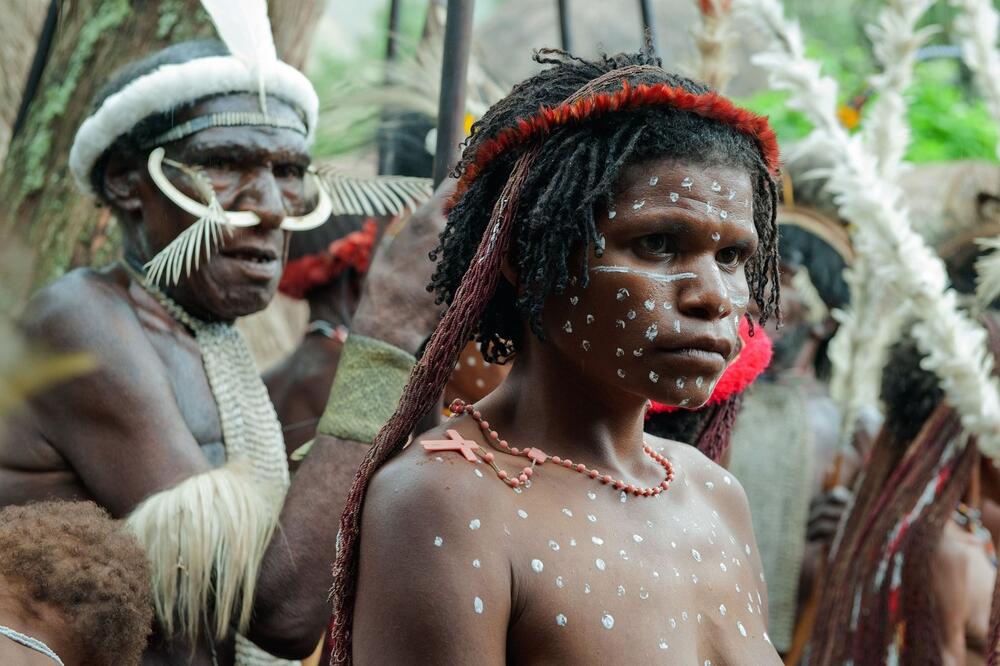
[653,348,727,366]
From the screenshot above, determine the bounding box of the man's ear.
[101,154,144,218]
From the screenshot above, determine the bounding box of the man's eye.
[638,234,671,255]
[717,247,741,265]
[274,164,306,179]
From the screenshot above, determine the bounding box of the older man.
[0,6,444,664]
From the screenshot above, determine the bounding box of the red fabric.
[647,317,773,416]
[449,81,780,211]
[278,220,377,299]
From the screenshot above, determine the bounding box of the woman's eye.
[717,247,741,265]
[638,234,671,255]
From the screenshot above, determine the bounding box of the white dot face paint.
[711,181,722,192]
[720,209,728,220]
[645,324,658,342]
[643,299,655,311]
[556,613,568,627]
[469,519,481,530]
[434,536,444,547]
[602,612,615,629]
[675,377,685,389]
[626,309,636,320]
[615,320,626,330]
[681,177,694,189]
[581,340,591,352]
[563,321,573,334]
[711,231,721,242]
[673,319,681,334]
[595,234,606,257]
[531,559,544,573]
[569,296,579,306]
[649,371,659,384]
[474,596,484,614]
[696,376,704,388]
[616,287,630,301]
[669,192,679,202]
[632,199,646,210]
[649,175,659,186]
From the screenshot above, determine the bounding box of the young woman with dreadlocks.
[330,48,783,664]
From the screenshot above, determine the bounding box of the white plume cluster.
[736,0,1000,456]
[825,0,935,447]
[200,0,277,110]
[692,0,737,92]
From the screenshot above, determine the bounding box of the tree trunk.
[0,0,325,291]
[0,0,49,163]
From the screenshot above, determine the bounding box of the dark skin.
[353,159,781,663]
[0,576,82,666]
[0,93,442,663]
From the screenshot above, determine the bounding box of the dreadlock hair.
[808,312,1000,665]
[328,48,781,663]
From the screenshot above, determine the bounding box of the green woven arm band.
[316,333,416,444]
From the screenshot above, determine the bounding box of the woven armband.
[316,334,416,444]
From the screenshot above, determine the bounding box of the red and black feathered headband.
[278,219,378,299]
[647,317,773,416]
[450,78,781,209]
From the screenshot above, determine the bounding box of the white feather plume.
[200,0,277,109]
[950,0,1000,157]
[736,0,1000,457]
[825,0,935,447]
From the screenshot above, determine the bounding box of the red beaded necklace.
[439,399,675,496]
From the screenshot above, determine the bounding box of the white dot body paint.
[659,639,669,649]
[720,209,728,220]
[549,539,560,551]
[471,596,485,615]
[562,507,573,517]
[596,558,606,571]
[581,340,591,352]
[474,468,484,478]
[555,576,565,588]
[616,347,624,357]
[472,559,481,568]
[649,371,659,384]
[517,509,528,519]
[649,175,659,186]
[586,314,595,324]
[616,287,630,301]
[592,536,604,545]
[711,181,722,192]
[469,519,481,530]
[692,549,702,562]
[587,490,597,500]
[588,514,597,523]
[633,199,646,210]
[434,536,444,547]
[645,324,658,341]
[617,585,626,596]
[569,296,579,305]
[584,583,591,593]
[634,348,644,357]
[563,321,573,334]
[719,604,727,616]
[617,369,625,379]
[556,613,568,626]
[531,559,544,573]
[705,481,714,490]
[615,320,626,329]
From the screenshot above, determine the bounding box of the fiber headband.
[450,76,781,208]
[69,55,319,196]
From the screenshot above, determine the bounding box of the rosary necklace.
[422,399,675,497]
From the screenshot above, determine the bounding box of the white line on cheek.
[591,266,697,283]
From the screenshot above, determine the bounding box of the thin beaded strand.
[450,399,675,496]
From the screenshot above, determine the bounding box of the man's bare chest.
[143,325,225,464]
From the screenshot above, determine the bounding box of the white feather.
[736,0,1000,457]
[200,0,277,109]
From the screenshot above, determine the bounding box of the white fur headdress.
[68,0,318,196]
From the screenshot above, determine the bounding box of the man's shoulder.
[21,267,136,344]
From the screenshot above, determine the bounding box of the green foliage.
[737,41,998,164]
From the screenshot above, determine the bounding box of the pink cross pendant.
[421,429,480,463]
